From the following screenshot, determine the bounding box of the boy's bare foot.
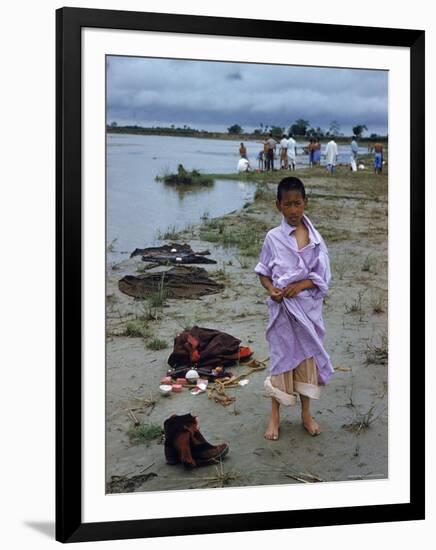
[302,412,321,436]
[264,416,280,440]
[265,397,280,440]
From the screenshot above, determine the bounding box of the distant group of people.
[237,133,384,175]
[239,132,332,173]
[277,134,298,171]
[324,136,384,175]
[260,133,298,172]
[349,136,384,174]
[238,133,298,173]
[304,136,340,175]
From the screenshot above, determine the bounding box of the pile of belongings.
[167,326,253,380]
[163,413,229,468]
[130,243,216,265]
[118,266,224,299]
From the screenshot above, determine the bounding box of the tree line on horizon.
[107,120,386,140]
[228,120,380,139]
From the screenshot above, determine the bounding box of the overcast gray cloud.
[107,56,388,135]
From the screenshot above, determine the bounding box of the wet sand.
[106,164,388,493]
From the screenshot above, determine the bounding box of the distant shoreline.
[107,127,388,145]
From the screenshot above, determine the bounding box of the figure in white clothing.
[350,136,358,172]
[324,138,338,175]
[237,157,251,172]
[279,134,289,169]
[287,134,297,171]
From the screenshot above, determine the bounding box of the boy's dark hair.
[277,177,306,201]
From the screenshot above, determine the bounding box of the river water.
[106,134,258,263]
[106,133,366,263]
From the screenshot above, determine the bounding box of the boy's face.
[276,190,307,227]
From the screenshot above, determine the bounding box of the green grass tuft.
[123,319,150,337]
[128,422,163,445]
[146,338,168,350]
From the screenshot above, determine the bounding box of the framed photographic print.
[56,7,425,543]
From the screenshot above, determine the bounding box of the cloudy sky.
[107,56,388,135]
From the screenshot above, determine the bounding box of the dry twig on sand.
[182,459,241,488]
[126,408,140,426]
[334,365,352,372]
[269,449,324,483]
[285,472,324,483]
[143,391,156,415]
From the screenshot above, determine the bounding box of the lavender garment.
[255,215,334,385]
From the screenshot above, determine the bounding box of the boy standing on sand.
[255,177,334,439]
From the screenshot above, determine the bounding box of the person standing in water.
[313,137,321,165]
[263,138,270,171]
[257,149,264,171]
[266,133,277,171]
[374,142,383,174]
[239,142,247,159]
[306,138,315,167]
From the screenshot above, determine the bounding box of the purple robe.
[255,215,334,385]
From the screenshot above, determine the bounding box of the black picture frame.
[56,6,425,543]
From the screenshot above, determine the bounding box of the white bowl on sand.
[159,384,173,396]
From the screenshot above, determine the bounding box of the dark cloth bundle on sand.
[118,266,224,299]
[163,413,229,468]
[167,326,253,378]
[130,243,216,265]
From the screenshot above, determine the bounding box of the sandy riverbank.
[106,164,388,493]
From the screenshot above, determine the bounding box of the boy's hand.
[283,281,304,298]
[269,287,283,303]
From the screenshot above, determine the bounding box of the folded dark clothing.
[130,243,215,264]
[118,266,224,299]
